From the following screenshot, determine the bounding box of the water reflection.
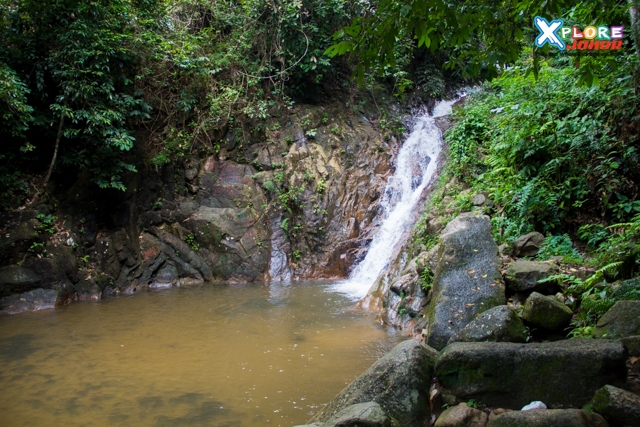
[0,282,401,427]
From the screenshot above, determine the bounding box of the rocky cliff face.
[0,96,403,311]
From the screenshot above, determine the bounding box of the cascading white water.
[331,98,459,300]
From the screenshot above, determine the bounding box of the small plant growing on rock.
[466,399,485,409]
[293,250,301,260]
[419,268,434,292]
[184,234,199,251]
[28,241,46,255]
[36,213,57,235]
[317,178,327,194]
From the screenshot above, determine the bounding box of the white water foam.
[331,98,459,300]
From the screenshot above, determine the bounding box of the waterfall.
[268,215,292,282]
[331,98,459,300]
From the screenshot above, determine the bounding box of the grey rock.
[328,402,392,427]
[448,305,528,344]
[504,261,554,293]
[184,167,199,181]
[512,232,545,257]
[309,340,438,427]
[587,384,640,426]
[425,213,505,350]
[593,300,640,339]
[0,265,41,297]
[151,262,178,288]
[435,404,488,427]
[471,194,487,206]
[0,288,58,314]
[522,292,572,331]
[486,409,608,427]
[435,339,627,409]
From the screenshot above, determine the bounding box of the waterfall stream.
[331,98,459,300]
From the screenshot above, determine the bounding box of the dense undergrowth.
[415,51,640,335]
[1,0,457,210]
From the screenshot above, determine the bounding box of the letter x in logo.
[534,16,565,50]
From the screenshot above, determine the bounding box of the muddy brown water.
[0,282,402,427]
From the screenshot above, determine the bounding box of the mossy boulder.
[309,340,438,427]
[448,305,528,344]
[593,300,640,339]
[435,340,627,409]
[522,292,573,331]
[486,409,607,427]
[587,384,640,426]
[425,213,505,350]
[504,260,554,293]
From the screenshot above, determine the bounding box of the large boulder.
[0,288,58,314]
[309,340,438,427]
[425,213,505,350]
[504,261,554,293]
[593,300,640,338]
[448,305,528,344]
[434,404,488,427]
[486,409,607,427]
[0,265,41,297]
[435,340,627,409]
[511,232,545,258]
[294,402,393,427]
[522,292,573,331]
[587,385,640,426]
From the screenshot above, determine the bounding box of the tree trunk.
[630,0,640,63]
[41,113,65,191]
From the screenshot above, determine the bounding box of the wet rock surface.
[435,339,627,409]
[309,339,437,427]
[486,409,608,427]
[296,402,393,427]
[0,288,59,314]
[425,213,505,350]
[0,265,42,297]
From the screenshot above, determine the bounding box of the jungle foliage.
[0,0,387,206]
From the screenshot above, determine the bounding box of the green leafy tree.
[325,0,634,83]
[1,0,159,194]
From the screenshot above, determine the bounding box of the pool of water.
[0,282,402,427]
